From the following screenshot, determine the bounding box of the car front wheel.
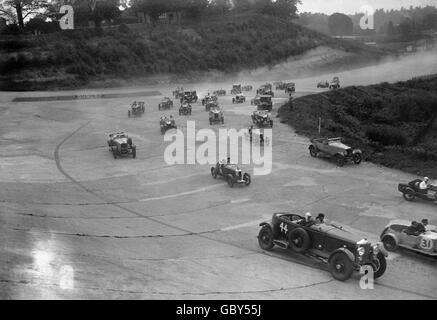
[367,252,387,279]
[382,235,397,252]
[335,154,345,167]
[227,175,234,188]
[309,145,318,157]
[211,167,217,179]
[329,252,353,281]
[258,226,274,251]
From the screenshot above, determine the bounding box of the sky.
[298,0,437,14]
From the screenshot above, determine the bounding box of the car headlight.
[372,244,380,255]
[357,246,365,256]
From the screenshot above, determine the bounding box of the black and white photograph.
[0,0,436,303]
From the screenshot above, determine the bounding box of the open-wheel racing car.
[160,116,177,134]
[309,137,362,167]
[380,220,437,257]
[107,132,136,159]
[205,100,219,112]
[158,97,173,110]
[232,94,246,104]
[257,85,274,97]
[230,84,242,95]
[251,110,273,128]
[173,87,184,99]
[317,81,330,88]
[179,102,192,116]
[329,77,340,90]
[398,179,437,202]
[213,89,226,96]
[128,101,145,117]
[285,82,295,95]
[258,212,388,281]
[202,94,218,106]
[209,105,224,125]
[211,162,251,187]
[180,90,198,104]
[256,95,273,112]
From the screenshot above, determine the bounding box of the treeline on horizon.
[297,5,437,39]
[0,0,300,35]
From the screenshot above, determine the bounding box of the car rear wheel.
[258,226,274,251]
[227,175,234,188]
[403,190,416,201]
[353,153,362,164]
[288,228,310,253]
[329,252,354,281]
[335,154,345,167]
[243,173,251,186]
[382,235,397,252]
[112,150,117,159]
[132,148,136,159]
[309,145,318,157]
[211,167,217,179]
[367,252,387,279]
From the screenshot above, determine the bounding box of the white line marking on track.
[220,218,268,232]
[139,184,222,202]
[230,198,250,204]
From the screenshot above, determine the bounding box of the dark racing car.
[258,212,388,281]
[398,179,437,202]
[211,162,251,187]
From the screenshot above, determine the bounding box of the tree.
[0,0,49,28]
[328,12,353,36]
[423,13,437,29]
[386,20,396,35]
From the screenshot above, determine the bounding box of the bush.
[365,126,407,146]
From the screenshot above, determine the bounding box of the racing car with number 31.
[258,212,387,281]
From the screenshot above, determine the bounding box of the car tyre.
[243,173,251,186]
[403,189,416,201]
[227,175,234,188]
[211,167,217,179]
[132,148,136,159]
[368,252,387,279]
[112,150,117,159]
[258,225,274,251]
[288,228,310,253]
[309,145,318,157]
[329,252,354,281]
[382,235,398,252]
[353,153,362,164]
[335,154,345,167]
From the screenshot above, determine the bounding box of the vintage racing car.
[329,77,340,90]
[380,220,437,256]
[160,116,177,134]
[309,137,362,167]
[107,132,136,159]
[211,162,251,187]
[180,90,198,103]
[285,82,295,95]
[172,87,184,99]
[256,95,273,112]
[257,85,274,97]
[232,94,246,104]
[251,110,273,128]
[128,101,145,117]
[317,81,330,88]
[158,97,173,110]
[213,89,226,96]
[242,85,253,91]
[202,94,218,106]
[205,100,219,112]
[398,179,437,202]
[230,84,242,95]
[209,105,224,125]
[179,102,192,116]
[258,212,388,281]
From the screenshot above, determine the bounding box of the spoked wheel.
[353,153,362,164]
[329,252,353,281]
[258,225,274,251]
[227,175,234,188]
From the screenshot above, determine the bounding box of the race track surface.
[1,55,437,299]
